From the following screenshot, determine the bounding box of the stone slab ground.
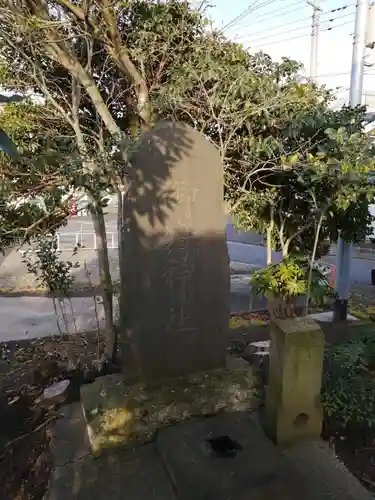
[46,439,176,500]
[157,411,309,500]
[46,404,374,500]
[307,311,359,322]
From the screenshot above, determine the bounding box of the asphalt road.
[60,214,374,313]
[63,215,373,283]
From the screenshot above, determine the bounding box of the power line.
[249,18,355,48]
[244,21,314,44]
[236,0,308,28]
[220,0,329,34]
[220,3,257,32]
[315,70,375,77]
[249,32,310,48]
[321,10,356,26]
[323,18,355,31]
[241,10,355,46]
[220,0,277,32]
[238,13,311,38]
[329,3,353,13]
[236,6,354,40]
[232,0,333,30]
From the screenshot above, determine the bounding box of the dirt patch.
[229,311,270,327]
[350,284,375,321]
[0,388,53,500]
[319,322,372,346]
[0,286,99,298]
[0,331,105,392]
[227,307,362,351]
[0,282,120,298]
[322,420,375,498]
[332,432,375,496]
[0,331,106,500]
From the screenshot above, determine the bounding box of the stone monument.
[263,317,325,446]
[119,121,229,382]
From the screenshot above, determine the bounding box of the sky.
[200,0,375,104]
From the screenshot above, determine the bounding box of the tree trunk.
[266,207,274,265]
[305,211,325,315]
[89,203,116,361]
[281,241,290,258]
[266,230,272,265]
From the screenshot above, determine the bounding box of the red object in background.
[329,265,336,288]
[69,202,77,216]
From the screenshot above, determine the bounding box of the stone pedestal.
[264,317,324,446]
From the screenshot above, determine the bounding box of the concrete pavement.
[46,405,373,500]
[0,296,111,342]
[0,275,259,342]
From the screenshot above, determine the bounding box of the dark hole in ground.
[293,413,309,427]
[206,435,243,458]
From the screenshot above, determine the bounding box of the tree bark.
[281,243,289,258]
[305,211,325,315]
[266,206,274,265]
[55,0,151,130]
[69,75,116,361]
[6,0,151,371]
[89,203,116,360]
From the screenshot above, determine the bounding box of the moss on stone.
[350,307,371,320]
[251,319,267,326]
[229,316,267,329]
[81,367,259,456]
[229,317,251,329]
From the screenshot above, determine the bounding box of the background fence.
[19,230,119,252]
[56,230,118,250]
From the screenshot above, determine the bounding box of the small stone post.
[263,317,325,446]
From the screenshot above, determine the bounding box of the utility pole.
[333,0,369,321]
[307,0,322,81]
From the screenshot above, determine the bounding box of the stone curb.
[330,251,375,261]
[330,246,375,262]
[230,261,259,275]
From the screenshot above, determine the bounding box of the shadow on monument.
[117,121,230,382]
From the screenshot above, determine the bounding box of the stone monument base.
[81,365,259,456]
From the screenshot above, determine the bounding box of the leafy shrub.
[322,339,375,430]
[21,235,80,295]
[250,258,334,317]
